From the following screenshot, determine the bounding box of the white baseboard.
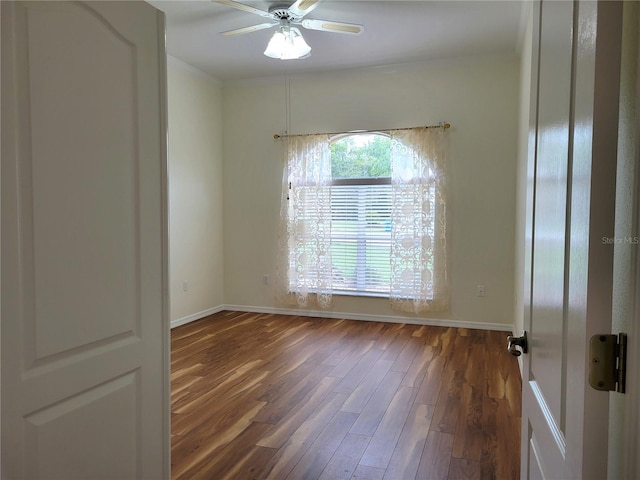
[170,305,225,329]
[172,304,514,333]
[222,304,513,332]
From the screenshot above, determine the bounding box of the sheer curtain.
[276,134,333,308]
[389,127,449,313]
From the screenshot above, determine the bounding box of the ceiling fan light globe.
[289,28,311,58]
[263,30,287,58]
[263,26,311,60]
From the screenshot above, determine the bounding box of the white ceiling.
[148,1,527,83]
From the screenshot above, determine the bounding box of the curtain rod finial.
[274,134,281,140]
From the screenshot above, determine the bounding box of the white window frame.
[329,133,392,297]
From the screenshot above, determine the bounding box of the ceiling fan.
[215,0,364,60]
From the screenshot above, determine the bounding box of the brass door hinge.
[589,333,627,393]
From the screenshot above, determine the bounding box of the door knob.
[507,331,528,356]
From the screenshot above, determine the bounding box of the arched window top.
[330,132,390,179]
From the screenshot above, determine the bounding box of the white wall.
[168,58,224,325]
[222,56,520,328]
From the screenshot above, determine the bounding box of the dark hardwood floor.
[171,311,521,480]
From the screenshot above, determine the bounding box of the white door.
[520,1,624,479]
[1,2,170,479]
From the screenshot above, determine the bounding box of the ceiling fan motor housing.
[269,5,302,22]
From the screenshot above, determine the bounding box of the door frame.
[620,2,640,475]
[628,197,640,480]
[627,49,640,472]
[158,7,172,477]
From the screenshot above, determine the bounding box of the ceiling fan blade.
[221,22,276,36]
[300,19,364,34]
[288,0,321,18]
[214,0,272,19]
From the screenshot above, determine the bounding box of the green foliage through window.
[330,134,391,178]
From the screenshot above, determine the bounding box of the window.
[330,134,392,295]
[277,127,449,313]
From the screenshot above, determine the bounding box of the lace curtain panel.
[389,128,449,313]
[276,127,449,313]
[276,134,333,308]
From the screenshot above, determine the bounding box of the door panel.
[523,2,574,477]
[529,0,573,428]
[24,373,138,479]
[27,0,138,360]
[1,2,169,478]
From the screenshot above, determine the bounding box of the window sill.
[290,287,389,299]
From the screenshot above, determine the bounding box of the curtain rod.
[273,122,451,140]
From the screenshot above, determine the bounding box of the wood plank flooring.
[171,311,522,480]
